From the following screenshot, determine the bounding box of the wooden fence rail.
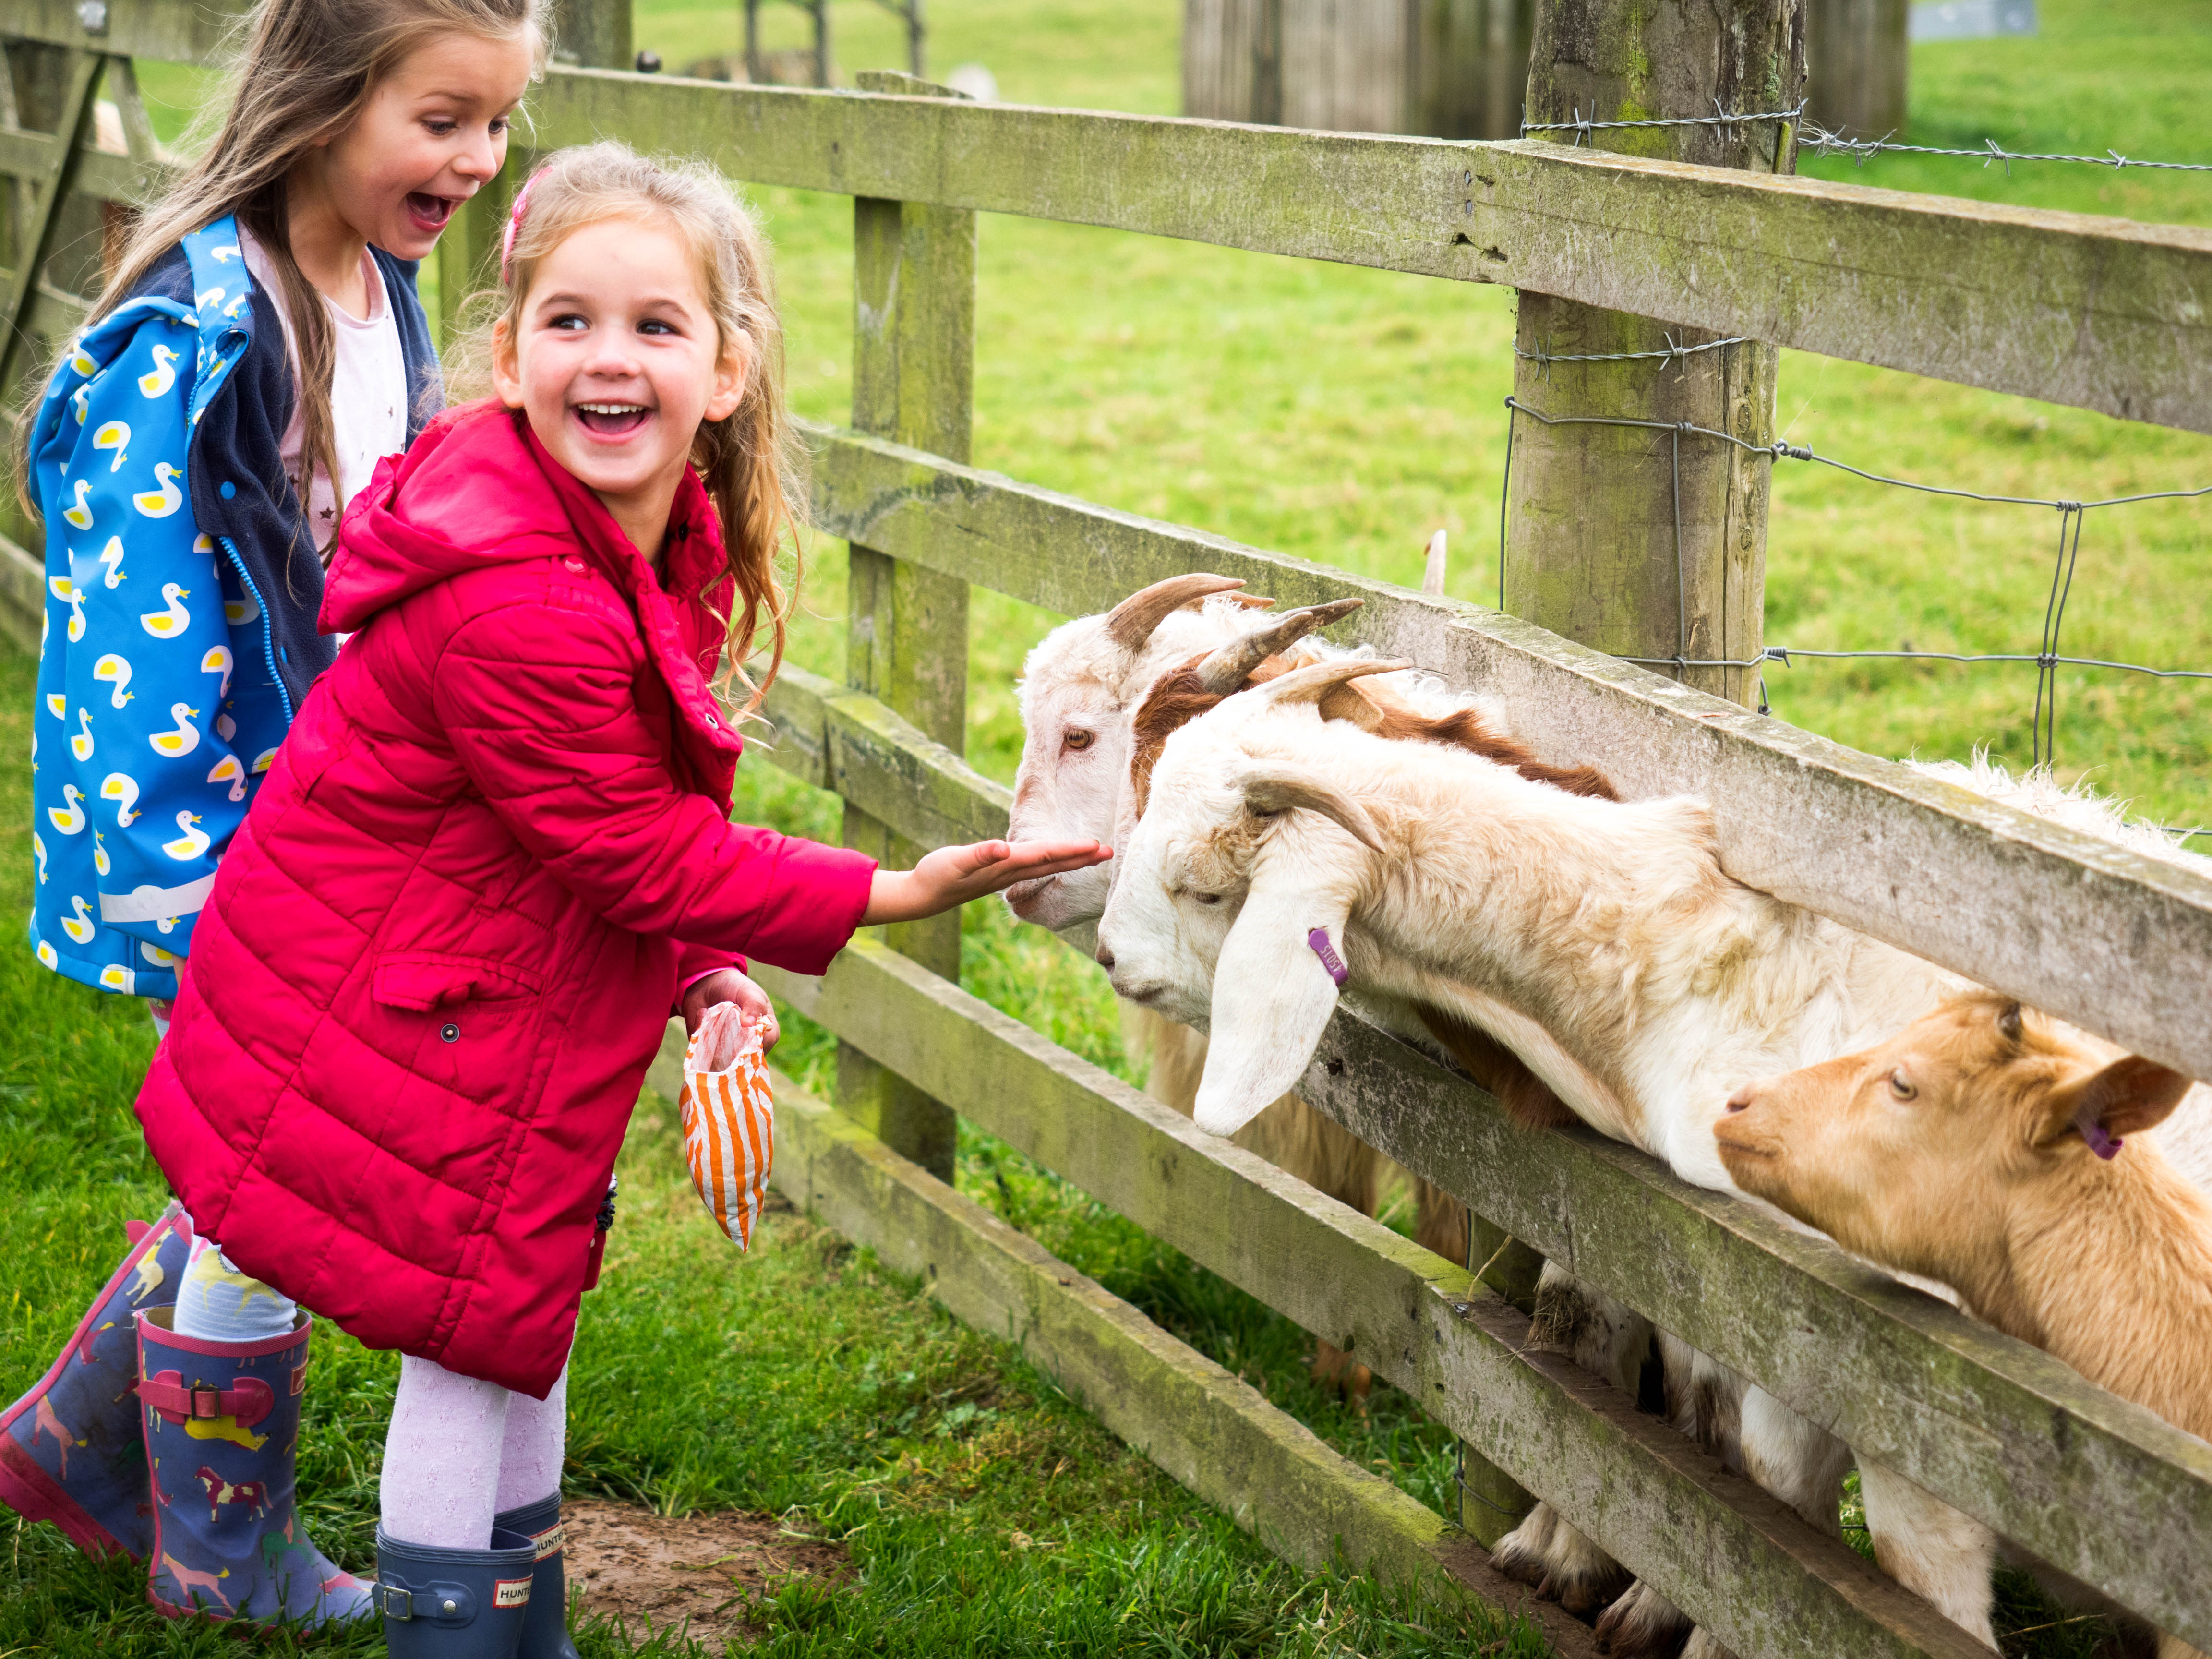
[5,3,2209,1652]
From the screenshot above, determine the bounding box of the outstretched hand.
[864,838,1112,926]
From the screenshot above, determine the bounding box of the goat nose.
[1724,1083,1756,1113]
[1095,946,1115,971]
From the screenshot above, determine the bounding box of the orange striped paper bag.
[679,1001,775,1250]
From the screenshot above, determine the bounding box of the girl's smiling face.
[315,27,537,260]
[493,215,748,562]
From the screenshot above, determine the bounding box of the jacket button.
[219,481,236,499]
[440,1023,459,1043]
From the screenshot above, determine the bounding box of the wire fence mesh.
[1492,381,2212,845]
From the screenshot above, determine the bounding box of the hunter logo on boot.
[494,1575,534,1608]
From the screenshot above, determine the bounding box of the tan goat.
[1719,992,2211,1659]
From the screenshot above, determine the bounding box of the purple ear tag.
[2076,1106,2124,1161]
[1308,928,1349,987]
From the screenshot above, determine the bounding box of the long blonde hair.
[85,0,548,559]
[469,141,806,711]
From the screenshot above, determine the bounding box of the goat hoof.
[1543,1564,1630,1616]
[1490,1538,1549,1589]
[1595,1582,1692,1659]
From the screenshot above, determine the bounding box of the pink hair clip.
[499,168,547,281]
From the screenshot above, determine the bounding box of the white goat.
[1094,657,2212,1655]
[1006,574,1487,1392]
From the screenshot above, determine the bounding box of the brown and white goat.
[1720,993,2212,1659]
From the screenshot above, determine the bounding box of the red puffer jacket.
[135,400,876,1397]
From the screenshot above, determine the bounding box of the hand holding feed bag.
[680,1001,775,1250]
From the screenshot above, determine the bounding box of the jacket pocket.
[372,952,544,1012]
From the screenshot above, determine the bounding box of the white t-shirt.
[240,227,409,552]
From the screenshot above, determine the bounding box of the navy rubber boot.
[492,1494,582,1659]
[0,1203,193,1559]
[376,1526,538,1659]
[137,1307,373,1625]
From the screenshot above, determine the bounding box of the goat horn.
[1242,767,1385,853]
[1104,574,1252,655]
[1192,598,1365,693]
[1421,529,1447,597]
[1245,656,1408,709]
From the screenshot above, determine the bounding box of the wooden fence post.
[835,69,976,1182]
[1504,0,1805,709]
[553,0,631,68]
[1804,0,1907,139]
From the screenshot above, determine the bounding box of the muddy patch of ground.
[565,1498,851,1648]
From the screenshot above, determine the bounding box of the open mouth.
[575,402,650,436]
[405,192,459,234]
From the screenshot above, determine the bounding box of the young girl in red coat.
[132,140,1108,1658]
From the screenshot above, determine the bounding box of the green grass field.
[10,0,2209,1652]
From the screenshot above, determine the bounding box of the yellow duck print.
[48,784,87,835]
[93,652,133,708]
[98,963,135,993]
[49,575,86,642]
[32,830,48,884]
[139,345,180,398]
[141,941,178,968]
[141,583,191,638]
[92,421,131,472]
[133,463,183,518]
[36,939,58,971]
[96,536,127,589]
[162,811,211,861]
[93,829,110,876]
[69,345,97,376]
[62,478,94,529]
[61,895,96,944]
[251,747,279,774]
[149,704,201,759]
[200,645,234,699]
[70,708,95,762]
[101,771,142,827]
[205,754,247,803]
[44,692,67,719]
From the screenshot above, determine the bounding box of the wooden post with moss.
[1504,0,1804,709]
[833,70,976,1182]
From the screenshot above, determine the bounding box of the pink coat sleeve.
[432,597,877,975]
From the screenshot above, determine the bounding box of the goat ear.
[1242,769,1384,853]
[1192,878,1350,1138]
[2042,1055,2194,1158]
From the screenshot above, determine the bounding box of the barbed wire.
[1515,331,1750,381]
[1519,98,1805,146]
[1515,99,2212,174]
[1800,121,2212,175]
[1494,392,2212,794]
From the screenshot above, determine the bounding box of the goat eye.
[1888,1069,1917,1102]
[1193,892,1223,906]
[1063,729,1094,752]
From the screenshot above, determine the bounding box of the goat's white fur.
[1097,696,2212,1647]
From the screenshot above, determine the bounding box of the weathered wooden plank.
[0,124,164,204]
[1293,1008,2212,1648]
[5,0,251,64]
[798,423,2212,1087]
[640,1038,1601,1659]
[0,47,98,394]
[756,661,1011,847]
[520,69,2212,429]
[751,939,1992,1659]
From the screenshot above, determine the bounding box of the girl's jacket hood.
[137,398,876,1396]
